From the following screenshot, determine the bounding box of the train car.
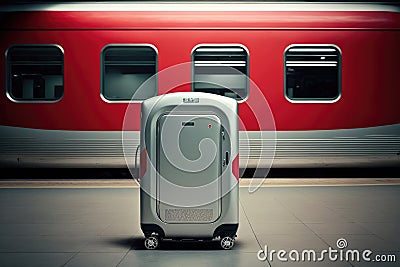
[0,1,399,170]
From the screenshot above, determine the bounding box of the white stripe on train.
[0,124,399,168]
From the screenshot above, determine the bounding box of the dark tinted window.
[192,45,249,101]
[7,45,64,101]
[285,45,341,101]
[101,45,157,101]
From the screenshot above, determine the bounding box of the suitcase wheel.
[144,235,160,250]
[220,236,235,250]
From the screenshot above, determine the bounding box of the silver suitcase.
[139,92,239,249]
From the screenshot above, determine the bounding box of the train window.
[6,45,64,102]
[101,45,157,102]
[192,45,249,101]
[284,45,341,102]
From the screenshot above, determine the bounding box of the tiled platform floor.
[0,184,399,267]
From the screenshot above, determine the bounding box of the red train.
[0,2,399,169]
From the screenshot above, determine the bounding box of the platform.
[0,180,399,267]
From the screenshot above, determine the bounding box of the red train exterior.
[0,2,399,168]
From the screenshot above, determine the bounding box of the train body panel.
[1,124,399,168]
[0,2,399,168]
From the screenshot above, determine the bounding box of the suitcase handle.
[134,145,140,184]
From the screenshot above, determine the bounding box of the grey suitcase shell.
[139,92,239,249]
